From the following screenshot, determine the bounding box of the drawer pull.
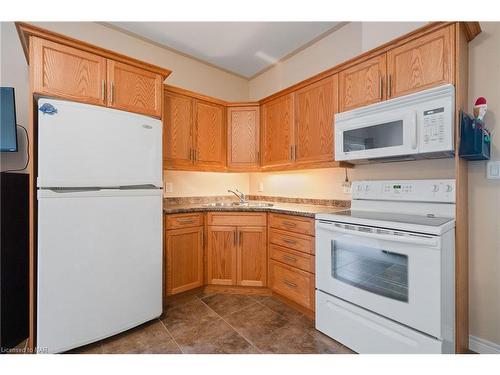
[283,255,297,262]
[176,218,195,223]
[283,279,297,288]
[282,238,297,245]
[282,221,297,227]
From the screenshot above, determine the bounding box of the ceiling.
[107,22,341,78]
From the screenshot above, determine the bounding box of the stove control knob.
[432,184,440,192]
[445,184,453,192]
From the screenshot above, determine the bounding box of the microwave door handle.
[332,225,438,247]
[411,113,418,150]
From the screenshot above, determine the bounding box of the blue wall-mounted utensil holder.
[459,111,491,161]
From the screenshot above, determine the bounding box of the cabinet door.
[107,60,163,117]
[236,226,267,287]
[295,75,338,164]
[261,93,294,167]
[163,91,194,168]
[227,106,260,170]
[32,37,107,105]
[339,54,386,112]
[194,100,226,169]
[165,226,203,296]
[207,226,237,285]
[387,25,453,99]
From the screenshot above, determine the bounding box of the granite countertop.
[163,201,348,218]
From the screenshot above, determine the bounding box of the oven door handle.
[329,224,439,247]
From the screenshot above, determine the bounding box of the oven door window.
[331,239,408,302]
[343,120,403,152]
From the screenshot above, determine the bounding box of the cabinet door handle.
[282,238,297,245]
[110,81,115,104]
[233,231,237,246]
[282,221,297,227]
[283,279,297,288]
[283,255,297,262]
[294,145,297,161]
[189,148,193,162]
[101,80,106,101]
[387,75,392,98]
[239,230,242,246]
[379,76,383,99]
[290,146,294,161]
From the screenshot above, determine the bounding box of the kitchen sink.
[201,201,274,208]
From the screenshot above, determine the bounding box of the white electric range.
[315,179,456,354]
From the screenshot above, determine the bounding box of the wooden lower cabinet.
[269,260,314,310]
[268,214,316,311]
[164,225,204,296]
[207,213,267,287]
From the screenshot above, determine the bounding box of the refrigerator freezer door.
[37,189,162,353]
[37,98,162,188]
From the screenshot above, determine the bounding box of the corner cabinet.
[227,106,260,171]
[30,36,167,118]
[207,213,267,287]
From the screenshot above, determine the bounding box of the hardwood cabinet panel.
[295,75,338,164]
[32,37,106,105]
[165,213,203,230]
[236,227,267,287]
[387,25,453,98]
[339,54,386,112]
[227,106,260,170]
[107,60,163,117]
[207,226,237,285]
[163,92,194,168]
[269,213,315,236]
[194,100,226,169]
[269,244,315,273]
[207,212,267,227]
[165,226,203,296]
[269,228,315,255]
[261,93,294,167]
[269,260,314,309]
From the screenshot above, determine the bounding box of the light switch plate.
[258,182,264,192]
[165,182,173,193]
[487,161,500,180]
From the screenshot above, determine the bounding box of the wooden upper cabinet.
[261,93,294,167]
[163,92,193,168]
[107,60,163,117]
[339,54,386,112]
[31,37,107,105]
[387,25,454,99]
[237,226,267,287]
[294,75,338,164]
[194,100,226,169]
[207,226,237,285]
[165,226,204,296]
[227,106,260,170]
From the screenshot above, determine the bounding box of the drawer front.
[269,213,315,236]
[207,212,267,227]
[269,228,315,254]
[165,213,203,230]
[270,244,314,273]
[269,260,313,309]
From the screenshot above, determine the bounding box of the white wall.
[0,22,30,173]
[467,21,500,346]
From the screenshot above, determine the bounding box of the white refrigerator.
[36,98,163,353]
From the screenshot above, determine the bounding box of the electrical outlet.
[487,161,500,180]
[258,182,264,192]
[342,181,352,194]
[165,182,173,193]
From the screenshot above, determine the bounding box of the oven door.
[335,109,418,161]
[316,220,442,338]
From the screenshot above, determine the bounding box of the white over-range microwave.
[335,84,455,163]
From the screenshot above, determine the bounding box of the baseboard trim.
[469,335,500,354]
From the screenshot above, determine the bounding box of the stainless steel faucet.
[228,189,247,203]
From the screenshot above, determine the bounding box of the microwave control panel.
[422,107,446,146]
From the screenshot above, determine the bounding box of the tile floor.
[69,293,355,354]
